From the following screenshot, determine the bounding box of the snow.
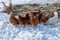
[0,0,59,5]
[0,0,60,40]
[0,13,60,40]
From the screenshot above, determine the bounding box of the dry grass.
[12,3,60,19]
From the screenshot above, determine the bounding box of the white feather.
[45,11,58,25]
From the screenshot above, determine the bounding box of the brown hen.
[41,11,51,24]
[2,1,12,13]
[9,12,19,25]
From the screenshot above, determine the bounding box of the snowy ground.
[0,0,60,40]
[0,12,60,40]
[0,0,59,5]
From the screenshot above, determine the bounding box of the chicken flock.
[2,1,58,26]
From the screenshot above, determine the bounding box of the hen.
[45,11,58,25]
[2,1,12,14]
[41,11,51,24]
[29,12,39,26]
[18,13,31,26]
[9,12,19,25]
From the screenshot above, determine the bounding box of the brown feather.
[9,12,19,25]
[41,12,51,23]
[3,2,12,13]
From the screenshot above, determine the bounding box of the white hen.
[45,11,58,25]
